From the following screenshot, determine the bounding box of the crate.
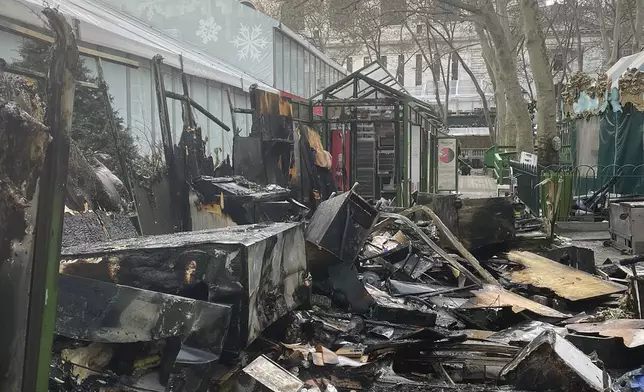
[609,201,644,254]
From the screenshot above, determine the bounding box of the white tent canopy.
[2,0,278,93]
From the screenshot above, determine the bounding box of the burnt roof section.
[310,61,444,126]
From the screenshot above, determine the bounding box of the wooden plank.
[399,205,499,285]
[2,62,99,89]
[567,319,644,348]
[505,251,627,301]
[0,17,139,68]
[461,284,571,318]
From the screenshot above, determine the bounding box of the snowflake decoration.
[196,17,222,44]
[230,24,270,62]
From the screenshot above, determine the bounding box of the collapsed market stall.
[310,61,447,206]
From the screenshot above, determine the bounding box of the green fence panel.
[540,171,574,221]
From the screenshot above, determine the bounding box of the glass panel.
[207,81,224,156]
[235,90,248,136]
[298,45,305,97]
[304,51,310,98]
[275,32,284,90]
[190,77,208,130]
[310,56,316,95]
[129,66,153,157]
[290,40,298,94]
[325,64,330,89]
[316,57,322,92]
[284,38,291,93]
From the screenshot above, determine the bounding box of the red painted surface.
[330,128,350,192]
[278,90,304,100]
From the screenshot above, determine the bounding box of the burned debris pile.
[48,185,644,392]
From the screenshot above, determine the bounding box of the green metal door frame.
[401,100,410,207]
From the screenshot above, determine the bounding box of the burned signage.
[60,222,309,358]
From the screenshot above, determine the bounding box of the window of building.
[380,55,388,69]
[364,56,370,66]
[451,53,459,81]
[415,54,422,86]
[397,54,404,85]
[416,24,423,34]
[347,57,353,73]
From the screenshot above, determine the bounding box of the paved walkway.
[458,174,499,199]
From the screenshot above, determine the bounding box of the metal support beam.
[394,103,402,205]
[402,101,410,207]
[311,98,397,107]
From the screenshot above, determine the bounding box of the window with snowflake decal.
[230,23,270,62]
[196,16,222,44]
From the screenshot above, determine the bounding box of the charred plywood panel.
[56,274,231,357]
[505,251,627,301]
[60,222,308,354]
[133,175,176,235]
[567,319,644,348]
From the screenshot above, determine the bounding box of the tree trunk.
[477,25,509,145]
[481,8,533,153]
[608,0,621,66]
[520,0,558,165]
[596,0,612,67]
[634,0,644,52]
[576,6,584,71]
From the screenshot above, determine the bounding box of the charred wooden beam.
[152,55,185,232]
[0,59,98,90]
[179,55,197,129]
[165,90,230,132]
[226,88,240,135]
[234,108,254,114]
[23,8,78,392]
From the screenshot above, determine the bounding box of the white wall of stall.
[0,29,251,162]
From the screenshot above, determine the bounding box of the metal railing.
[508,163,644,220]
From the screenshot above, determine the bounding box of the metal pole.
[402,101,410,207]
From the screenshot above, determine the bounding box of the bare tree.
[520,0,558,165]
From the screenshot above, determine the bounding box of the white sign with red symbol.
[437,138,458,191]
